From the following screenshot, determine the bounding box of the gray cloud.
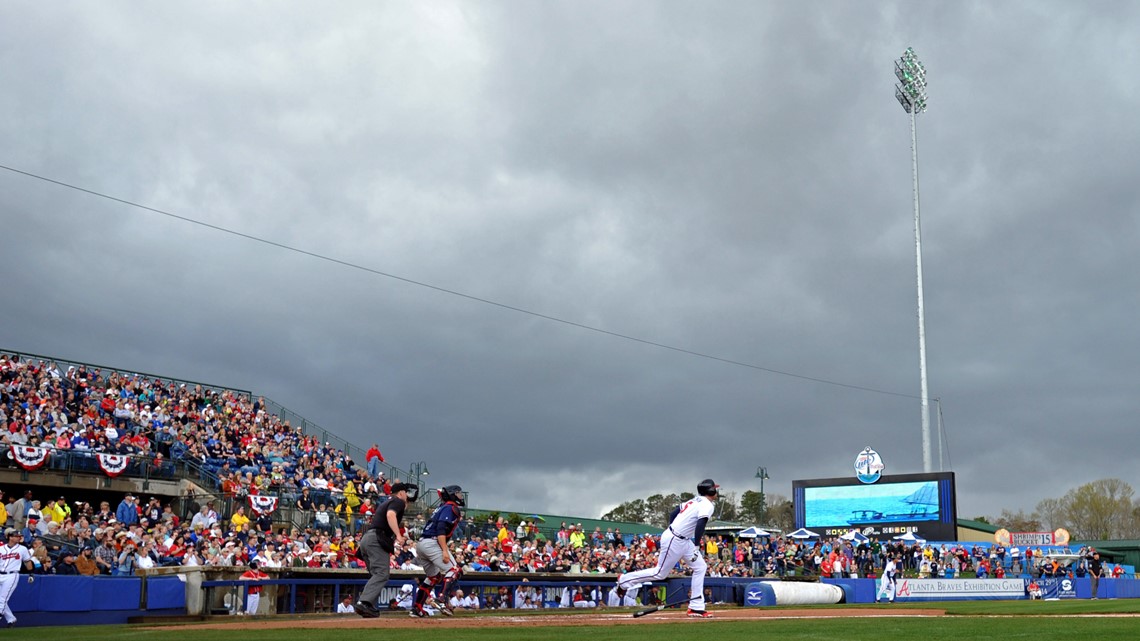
[2,1,1138,521]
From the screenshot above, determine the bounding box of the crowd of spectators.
[2,486,383,577]
[0,353,400,531]
[5,477,1131,611]
[3,353,1132,610]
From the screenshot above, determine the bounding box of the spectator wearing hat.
[54,550,81,575]
[75,547,99,576]
[144,498,162,524]
[116,495,139,526]
[46,497,71,525]
[19,516,38,543]
[114,539,138,576]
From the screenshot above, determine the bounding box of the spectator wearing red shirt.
[365,444,384,479]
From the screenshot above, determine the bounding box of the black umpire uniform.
[356,483,412,615]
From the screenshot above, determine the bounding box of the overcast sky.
[3,1,1138,522]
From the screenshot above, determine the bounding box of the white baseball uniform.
[606,586,639,606]
[616,495,714,610]
[876,558,897,603]
[0,542,32,625]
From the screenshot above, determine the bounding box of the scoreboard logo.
[854,447,884,484]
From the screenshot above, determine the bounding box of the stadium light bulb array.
[894,47,928,114]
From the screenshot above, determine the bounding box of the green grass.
[6,601,1139,641]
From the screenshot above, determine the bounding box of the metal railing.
[0,348,253,400]
[0,444,430,534]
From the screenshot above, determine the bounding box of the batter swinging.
[616,479,719,618]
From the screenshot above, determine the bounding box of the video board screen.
[793,472,957,541]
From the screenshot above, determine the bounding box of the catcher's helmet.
[439,485,465,506]
[697,479,720,497]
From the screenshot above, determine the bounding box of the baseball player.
[395,583,441,615]
[355,482,416,618]
[606,585,639,607]
[410,485,465,618]
[616,479,720,618]
[0,529,34,628]
[876,554,899,603]
[238,560,269,615]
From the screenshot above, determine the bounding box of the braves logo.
[895,580,911,597]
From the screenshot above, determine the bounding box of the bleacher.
[0,349,433,532]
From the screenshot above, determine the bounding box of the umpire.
[355,482,415,618]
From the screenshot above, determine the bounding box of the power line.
[0,162,920,400]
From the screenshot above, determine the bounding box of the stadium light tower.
[894,47,933,473]
[755,466,770,525]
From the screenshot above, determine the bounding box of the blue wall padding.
[8,576,40,612]
[37,576,94,611]
[91,577,141,610]
[146,577,185,610]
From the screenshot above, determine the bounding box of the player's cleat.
[409,607,427,618]
[355,601,380,618]
[687,609,713,618]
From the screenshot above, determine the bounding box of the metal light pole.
[755,466,770,525]
[410,461,430,493]
[895,47,933,473]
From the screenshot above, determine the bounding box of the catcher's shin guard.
[438,567,463,600]
[414,576,436,609]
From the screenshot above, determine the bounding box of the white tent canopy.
[738,526,771,539]
[893,531,926,543]
[840,530,869,543]
[788,528,820,539]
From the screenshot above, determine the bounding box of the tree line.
[601,478,1140,541]
[982,478,1140,540]
[601,489,797,532]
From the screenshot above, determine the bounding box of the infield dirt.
[153,607,948,631]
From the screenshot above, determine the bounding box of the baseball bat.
[632,598,689,618]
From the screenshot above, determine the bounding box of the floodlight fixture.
[894,46,934,473]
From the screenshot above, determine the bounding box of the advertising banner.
[1036,577,1078,600]
[886,578,1027,601]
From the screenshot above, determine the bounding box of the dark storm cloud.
[1,1,1138,520]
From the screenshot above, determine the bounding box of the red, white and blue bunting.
[248,495,279,516]
[8,446,49,470]
[96,452,130,477]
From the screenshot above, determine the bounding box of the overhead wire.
[0,162,922,400]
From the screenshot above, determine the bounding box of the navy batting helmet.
[697,479,720,497]
[439,485,465,506]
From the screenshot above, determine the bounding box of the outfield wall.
[6,572,1140,627]
[4,575,185,627]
